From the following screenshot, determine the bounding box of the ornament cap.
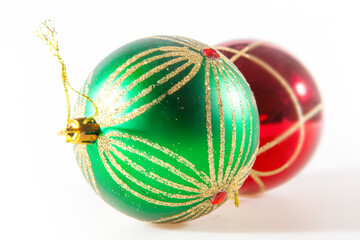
[60,118,99,145]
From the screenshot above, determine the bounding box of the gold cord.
[36,20,98,127]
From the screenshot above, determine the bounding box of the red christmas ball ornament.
[216,40,323,194]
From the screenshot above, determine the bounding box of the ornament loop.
[36,19,99,144]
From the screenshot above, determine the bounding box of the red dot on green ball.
[202,48,220,59]
[211,191,227,205]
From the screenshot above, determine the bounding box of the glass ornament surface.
[73,36,260,223]
[216,40,323,194]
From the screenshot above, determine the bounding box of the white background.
[1,0,359,239]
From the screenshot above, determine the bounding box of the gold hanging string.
[36,20,99,145]
[36,20,98,126]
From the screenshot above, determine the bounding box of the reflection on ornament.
[216,40,323,194]
[295,82,307,97]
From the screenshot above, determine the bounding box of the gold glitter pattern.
[204,61,216,184]
[223,65,246,182]
[211,62,226,184]
[95,46,203,127]
[223,64,254,185]
[97,132,208,207]
[218,67,238,184]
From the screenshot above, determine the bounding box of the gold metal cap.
[59,118,99,145]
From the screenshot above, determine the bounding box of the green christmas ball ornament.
[38,21,259,223]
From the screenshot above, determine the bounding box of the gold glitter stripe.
[103,147,193,199]
[218,66,239,185]
[98,53,183,119]
[120,132,211,185]
[100,47,178,92]
[188,206,210,222]
[105,144,201,199]
[112,54,188,104]
[105,131,210,187]
[111,49,200,105]
[117,93,167,124]
[98,150,204,207]
[204,60,216,184]
[171,206,205,224]
[97,48,203,127]
[173,205,209,223]
[167,60,202,94]
[112,57,191,121]
[222,67,246,183]
[114,57,202,125]
[233,67,254,173]
[228,144,259,194]
[97,139,205,206]
[114,61,193,114]
[152,207,196,223]
[233,146,258,183]
[221,65,248,184]
[109,139,204,194]
[203,205,215,218]
[211,62,226,184]
[99,47,197,102]
[103,48,159,91]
